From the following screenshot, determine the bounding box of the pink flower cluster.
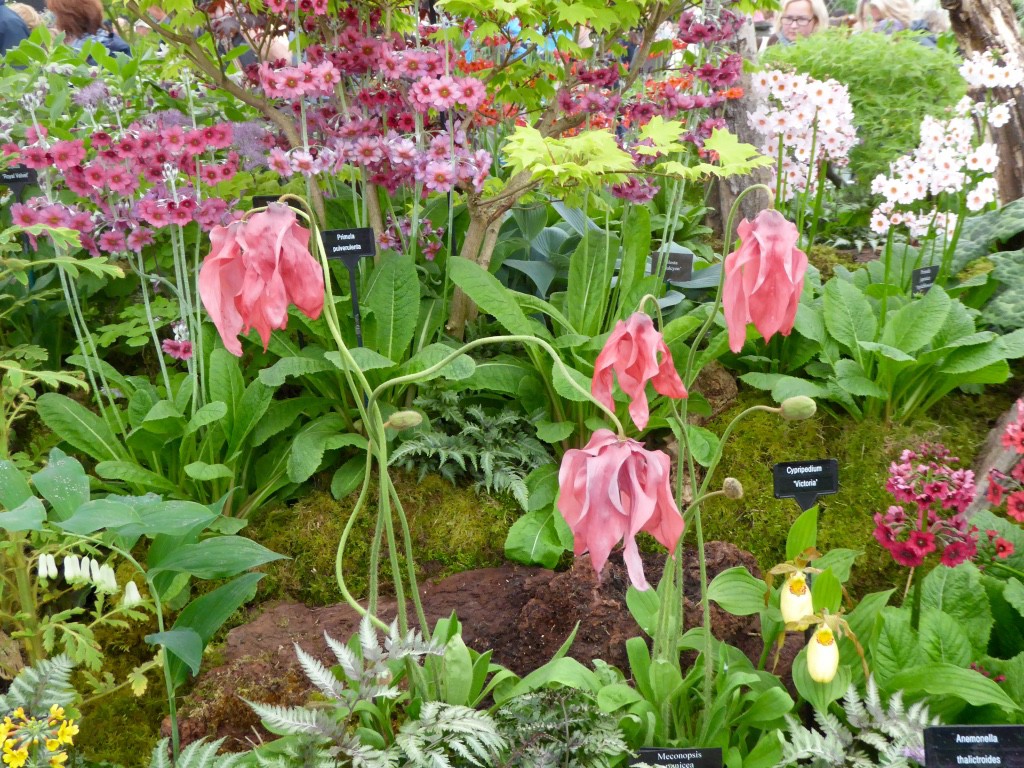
[7,119,245,257]
[873,444,978,568]
[749,70,857,201]
[259,61,341,99]
[985,400,1024,523]
[677,8,743,44]
[377,215,446,261]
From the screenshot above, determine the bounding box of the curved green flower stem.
[132,250,174,397]
[986,560,1024,581]
[683,184,774,389]
[910,565,923,631]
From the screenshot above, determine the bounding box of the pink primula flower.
[722,209,807,353]
[558,430,684,591]
[592,313,687,431]
[198,203,325,356]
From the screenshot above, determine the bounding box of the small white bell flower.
[780,572,814,630]
[95,564,119,594]
[46,554,59,580]
[89,558,101,584]
[64,555,82,584]
[122,581,144,608]
[807,624,840,683]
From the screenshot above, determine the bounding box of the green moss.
[249,470,519,606]
[700,387,1017,598]
[74,622,165,767]
[807,244,861,282]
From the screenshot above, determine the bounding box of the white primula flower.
[988,103,1011,128]
[780,572,814,630]
[870,211,890,235]
[122,581,144,608]
[807,624,840,683]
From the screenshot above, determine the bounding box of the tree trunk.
[711,18,773,238]
[941,0,1024,203]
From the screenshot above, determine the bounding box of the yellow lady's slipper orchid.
[780,572,814,629]
[807,624,840,683]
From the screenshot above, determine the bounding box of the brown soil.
[171,542,801,751]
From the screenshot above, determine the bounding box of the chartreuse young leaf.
[786,506,818,560]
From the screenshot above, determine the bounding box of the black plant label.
[322,227,376,271]
[631,748,722,768]
[912,265,939,295]
[925,725,1024,768]
[773,460,839,511]
[663,250,694,284]
[0,166,37,189]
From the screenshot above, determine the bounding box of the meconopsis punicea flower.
[198,202,325,356]
[592,313,688,431]
[748,70,857,201]
[722,209,808,354]
[557,430,683,591]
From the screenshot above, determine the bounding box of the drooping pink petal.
[591,314,687,431]
[722,210,807,353]
[557,430,684,590]
[198,222,247,356]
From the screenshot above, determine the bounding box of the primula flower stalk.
[722,209,807,353]
[557,429,683,591]
[199,202,325,356]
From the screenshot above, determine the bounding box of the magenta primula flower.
[592,313,687,431]
[557,429,684,590]
[198,202,325,356]
[722,209,807,353]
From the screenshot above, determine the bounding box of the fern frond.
[324,632,362,683]
[295,645,345,699]
[246,700,335,739]
[0,654,76,713]
[146,739,245,768]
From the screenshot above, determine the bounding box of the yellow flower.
[807,624,840,683]
[2,742,28,768]
[56,721,78,746]
[46,739,61,752]
[49,751,68,768]
[48,706,65,722]
[9,711,24,724]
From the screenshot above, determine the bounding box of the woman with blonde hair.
[6,2,41,30]
[772,0,830,45]
[866,0,914,32]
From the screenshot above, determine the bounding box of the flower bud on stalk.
[780,572,814,629]
[384,411,423,430]
[723,477,744,500]
[807,624,840,683]
[64,555,82,584]
[122,581,144,608]
[780,396,816,421]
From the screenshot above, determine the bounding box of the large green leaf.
[448,257,542,338]
[399,343,476,382]
[57,499,139,534]
[165,572,264,685]
[918,608,972,666]
[184,401,228,436]
[786,506,818,560]
[880,284,950,354]
[617,206,651,304]
[822,278,876,360]
[454,356,542,396]
[251,397,326,447]
[146,628,203,677]
[208,348,245,440]
[139,400,186,436]
[870,607,922,683]
[94,461,181,495]
[230,380,275,452]
[887,663,1020,712]
[504,508,572,569]
[0,497,45,532]
[0,461,32,510]
[921,563,992,653]
[31,449,89,521]
[792,646,851,714]
[149,536,285,579]
[287,415,368,484]
[568,233,615,337]
[707,567,766,616]
[365,253,419,362]
[551,362,593,402]
[184,462,234,482]
[36,393,125,462]
[258,355,335,387]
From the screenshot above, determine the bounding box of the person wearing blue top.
[0,0,30,55]
[47,0,130,56]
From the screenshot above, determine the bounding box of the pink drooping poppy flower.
[592,313,687,431]
[198,202,324,356]
[557,429,683,590]
[722,209,807,353]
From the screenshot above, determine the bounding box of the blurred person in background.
[0,0,30,54]
[865,0,914,32]
[771,0,830,45]
[7,2,40,30]
[47,0,129,54]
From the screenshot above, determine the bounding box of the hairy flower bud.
[807,624,840,683]
[780,572,814,629]
[722,477,744,499]
[385,410,423,430]
[780,396,816,421]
